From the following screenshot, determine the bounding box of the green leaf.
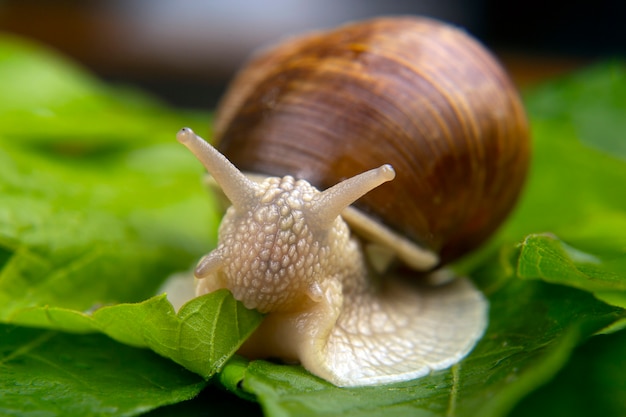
[0,31,261,399]
[5,291,263,379]
[0,33,217,318]
[0,324,207,417]
[92,290,263,378]
[221,250,624,417]
[510,329,626,417]
[0,112,215,317]
[515,233,626,333]
[143,385,263,417]
[0,34,201,148]
[496,64,626,243]
[527,62,626,161]
[517,233,626,292]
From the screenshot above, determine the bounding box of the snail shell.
[213,16,530,266]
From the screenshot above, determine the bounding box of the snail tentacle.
[194,250,225,279]
[177,128,258,211]
[342,206,440,270]
[310,164,395,230]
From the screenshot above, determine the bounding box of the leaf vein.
[0,330,55,365]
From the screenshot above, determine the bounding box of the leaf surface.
[229,246,624,417]
[510,329,626,417]
[0,324,207,417]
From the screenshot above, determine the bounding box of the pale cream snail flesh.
[168,127,488,387]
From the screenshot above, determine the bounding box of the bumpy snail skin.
[175,128,487,387]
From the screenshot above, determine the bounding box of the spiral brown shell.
[213,16,530,265]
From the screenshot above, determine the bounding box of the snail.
[168,16,530,387]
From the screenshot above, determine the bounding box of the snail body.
[170,16,529,387]
[177,128,486,386]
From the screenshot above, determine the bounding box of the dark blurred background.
[0,0,624,109]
